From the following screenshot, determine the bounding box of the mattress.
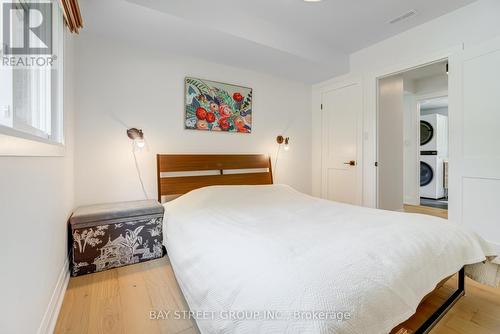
[163,185,497,334]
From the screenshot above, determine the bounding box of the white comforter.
[164,185,496,334]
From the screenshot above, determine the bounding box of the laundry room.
[419,96,449,209]
[377,60,449,215]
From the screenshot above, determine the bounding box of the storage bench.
[69,200,164,276]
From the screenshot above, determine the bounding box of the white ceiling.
[401,61,448,81]
[80,0,476,83]
[421,97,448,110]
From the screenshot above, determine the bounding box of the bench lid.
[70,200,164,226]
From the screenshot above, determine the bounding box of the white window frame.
[0,0,65,156]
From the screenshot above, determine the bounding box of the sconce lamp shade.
[127,128,143,140]
[127,128,145,150]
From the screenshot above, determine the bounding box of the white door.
[449,36,500,254]
[321,83,362,205]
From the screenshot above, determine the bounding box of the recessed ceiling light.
[304,0,322,2]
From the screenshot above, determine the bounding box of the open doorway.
[419,95,448,210]
[377,60,449,217]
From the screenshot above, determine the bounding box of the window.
[0,0,64,145]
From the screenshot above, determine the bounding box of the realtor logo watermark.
[1,1,56,67]
[149,310,353,322]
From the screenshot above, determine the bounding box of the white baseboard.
[37,257,70,334]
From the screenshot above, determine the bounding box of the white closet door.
[449,36,500,253]
[321,83,362,205]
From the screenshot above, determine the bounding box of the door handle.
[344,160,356,166]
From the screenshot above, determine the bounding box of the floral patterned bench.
[69,200,164,276]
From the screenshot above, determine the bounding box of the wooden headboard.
[156,154,273,201]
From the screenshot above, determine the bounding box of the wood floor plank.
[470,312,500,333]
[87,269,124,334]
[116,263,160,334]
[444,314,497,334]
[176,327,199,334]
[430,322,462,334]
[141,258,195,334]
[54,273,93,334]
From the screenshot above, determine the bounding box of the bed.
[157,154,498,334]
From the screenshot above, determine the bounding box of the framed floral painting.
[185,77,252,133]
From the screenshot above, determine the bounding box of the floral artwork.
[185,77,252,133]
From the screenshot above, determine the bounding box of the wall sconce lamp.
[276,135,290,151]
[127,128,145,150]
[126,128,148,199]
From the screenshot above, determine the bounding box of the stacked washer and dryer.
[420,114,448,199]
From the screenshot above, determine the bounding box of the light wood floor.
[403,204,448,219]
[55,206,499,334]
[55,257,197,334]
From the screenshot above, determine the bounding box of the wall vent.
[389,10,417,24]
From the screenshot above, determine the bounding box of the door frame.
[371,45,461,209]
[316,75,363,205]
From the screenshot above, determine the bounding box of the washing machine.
[420,154,445,199]
[420,114,449,156]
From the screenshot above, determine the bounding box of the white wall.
[0,33,75,334]
[313,0,500,208]
[74,34,312,206]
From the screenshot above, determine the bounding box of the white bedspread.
[164,185,497,334]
